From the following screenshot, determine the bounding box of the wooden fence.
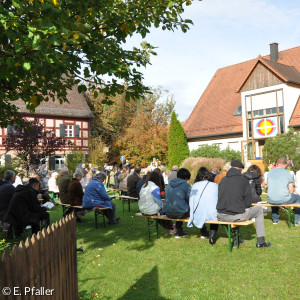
[0,214,78,300]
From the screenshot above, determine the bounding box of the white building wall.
[241,83,300,139]
[188,136,243,152]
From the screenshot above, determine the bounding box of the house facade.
[0,85,93,169]
[184,43,300,167]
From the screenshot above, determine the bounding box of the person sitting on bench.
[188,167,219,245]
[267,157,300,226]
[164,168,191,238]
[82,172,120,224]
[139,171,173,232]
[5,177,50,237]
[217,160,271,248]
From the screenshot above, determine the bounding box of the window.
[233,106,242,117]
[64,125,73,137]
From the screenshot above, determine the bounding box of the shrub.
[0,166,17,179]
[180,157,225,184]
[190,144,241,161]
[263,128,300,171]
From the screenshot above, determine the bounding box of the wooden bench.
[57,203,110,228]
[252,202,300,228]
[116,195,139,212]
[135,213,254,253]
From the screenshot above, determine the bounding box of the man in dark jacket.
[217,160,271,248]
[164,168,191,238]
[127,166,141,198]
[5,178,50,236]
[0,170,16,221]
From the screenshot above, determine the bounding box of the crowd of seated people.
[136,159,284,248]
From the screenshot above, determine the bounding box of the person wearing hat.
[82,171,120,224]
[216,160,271,248]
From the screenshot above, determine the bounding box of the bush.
[190,144,241,161]
[263,128,300,171]
[180,157,225,184]
[0,166,17,179]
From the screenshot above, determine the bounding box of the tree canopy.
[0,0,197,127]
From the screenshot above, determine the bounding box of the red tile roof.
[185,46,300,138]
[14,84,93,119]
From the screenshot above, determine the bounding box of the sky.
[126,0,300,122]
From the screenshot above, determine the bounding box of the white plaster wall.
[282,85,300,130]
[188,137,243,152]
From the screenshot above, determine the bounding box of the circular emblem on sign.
[256,119,276,136]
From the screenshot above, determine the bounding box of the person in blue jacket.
[83,172,120,224]
[164,168,191,238]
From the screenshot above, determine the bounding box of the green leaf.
[23,62,31,71]
[167,1,175,9]
[6,57,15,68]
[78,85,87,93]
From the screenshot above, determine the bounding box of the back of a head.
[172,165,178,171]
[177,168,191,180]
[145,171,160,187]
[74,169,83,178]
[222,162,231,171]
[195,167,213,183]
[29,177,40,187]
[276,157,287,166]
[61,167,69,175]
[247,165,261,176]
[96,171,106,181]
[134,166,141,174]
[3,170,15,182]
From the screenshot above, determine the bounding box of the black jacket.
[217,168,252,215]
[4,184,47,225]
[127,173,141,198]
[0,182,16,220]
[243,171,262,203]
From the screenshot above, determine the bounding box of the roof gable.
[238,57,300,92]
[185,46,300,138]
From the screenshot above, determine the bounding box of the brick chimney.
[270,43,279,61]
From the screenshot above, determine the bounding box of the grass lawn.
[2,194,300,299]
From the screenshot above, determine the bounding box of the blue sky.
[126,0,300,121]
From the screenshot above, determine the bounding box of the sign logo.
[254,118,277,137]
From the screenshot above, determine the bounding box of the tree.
[168,111,189,168]
[3,117,72,174]
[0,0,197,127]
[263,128,300,171]
[116,90,175,166]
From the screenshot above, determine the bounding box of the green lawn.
[2,197,300,299]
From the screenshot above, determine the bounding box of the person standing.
[127,166,141,198]
[58,167,71,204]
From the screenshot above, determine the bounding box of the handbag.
[193,181,209,214]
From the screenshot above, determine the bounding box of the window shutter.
[75,125,80,137]
[5,154,11,166]
[49,156,55,170]
[7,125,12,134]
[60,124,65,137]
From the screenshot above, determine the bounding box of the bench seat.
[57,203,110,228]
[252,202,300,228]
[135,213,254,253]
